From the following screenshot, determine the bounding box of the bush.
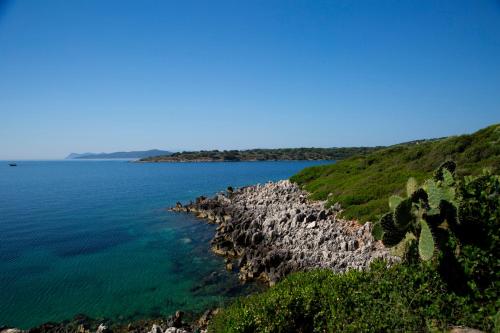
[208,260,487,333]
[452,172,500,328]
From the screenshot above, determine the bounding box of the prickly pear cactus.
[406,177,418,196]
[380,212,406,246]
[389,195,403,211]
[379,161,459,261]
[418,219,434,261]
[424,176,457,214]
[394,198,413,229]
[433,160,456,182]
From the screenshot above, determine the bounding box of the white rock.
[150,324,163,333]
[306,221,317,229]
[96,324,108,333]
[164,329,188,333]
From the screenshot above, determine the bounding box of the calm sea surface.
[0,160,331,328]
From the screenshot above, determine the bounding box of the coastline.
[135,147,381,163]
[3,179,398,333]
[170,180,399,286]
[134,159,334,163]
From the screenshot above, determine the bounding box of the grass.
[290,124,500,222]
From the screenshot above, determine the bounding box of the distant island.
[138,147,383,162]
[66,149,171,160]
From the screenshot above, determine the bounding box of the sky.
[0,0,499,159]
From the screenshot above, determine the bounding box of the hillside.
[291,124,500,222]
[66,149,171,159]
[139,147,381,162]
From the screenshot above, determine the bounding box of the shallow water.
[0,160,331,328]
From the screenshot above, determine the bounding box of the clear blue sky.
[0,0,499,159]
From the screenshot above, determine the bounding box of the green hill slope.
[290,124,500,222]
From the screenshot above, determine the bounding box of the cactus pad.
[410,188,428,203]
[394,198,413,228]
[418,219,435,261]
[434,160,456,181]
[406,177,418,196]
[389,195,403,211]
[380,213,405,247]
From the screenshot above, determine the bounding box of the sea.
[0,160,331,328]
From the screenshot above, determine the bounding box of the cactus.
[379,161,459,261]
[410,188,428,203]
[433,160,456,182]
[418,219,434,261]
[389,195,403,211]
[394,198,413,228]
[380,212,406,246]
[424,178,456,213]
[406,177,418,196]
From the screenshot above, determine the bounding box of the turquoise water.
[0,160,330,328]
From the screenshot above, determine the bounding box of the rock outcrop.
[171,180,399,285]
[0,310,194,333]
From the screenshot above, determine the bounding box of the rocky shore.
[4,180,399,333]
[171,180,399,285]
[0,310,214,333]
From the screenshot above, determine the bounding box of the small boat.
[8,163,17,167]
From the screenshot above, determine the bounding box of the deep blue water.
[0,160,330,328]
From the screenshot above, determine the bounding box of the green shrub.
[209,260,492,333]
[452,172,500,328]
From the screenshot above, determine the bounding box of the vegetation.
[210,261,452,333]
[377,161,459,260]
[291,124,500,222]
[379,167,500,329]
[139,147,381,162]
[209,164,500,333]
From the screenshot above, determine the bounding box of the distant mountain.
[66,152,94,159]
[66,149,171,159]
